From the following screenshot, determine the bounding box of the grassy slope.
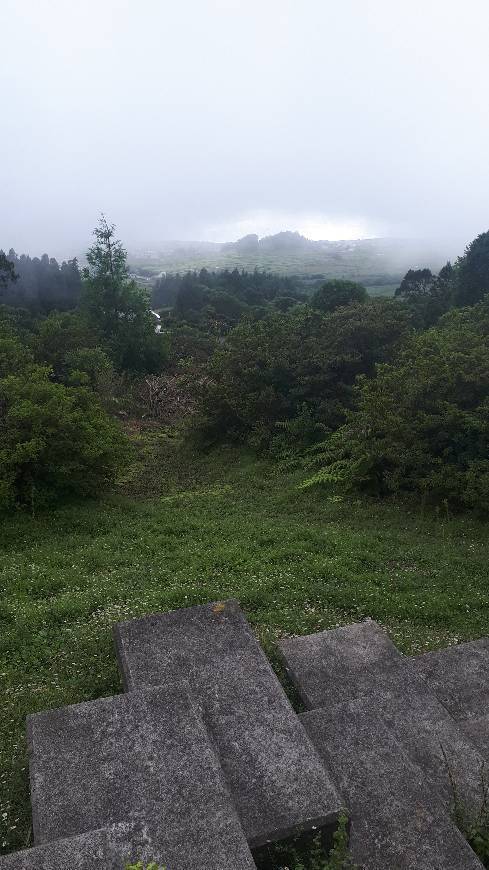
[1,434,489,854]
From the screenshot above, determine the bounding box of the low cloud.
[1,0,488,258]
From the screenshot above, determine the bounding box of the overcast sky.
[1,0,489,256]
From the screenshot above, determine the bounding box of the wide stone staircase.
[279,620,489,869]
[1,601,489,868]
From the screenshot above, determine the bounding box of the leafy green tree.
[0,364,128,509]
[0,321,128,509]
[65,346,113,391]
[395,264,454,327]
[155,268,304,316]
[273,295,300,312]
[0,303,36,339]
[204,289,247,325]
[32,311,95,381]
[304,300,489,510]
[197,300,410,447]
[395,268,435,298]
[453,230,489,307]
[431,261,455,305]
[0,330,33,379]
[167,321,217,368]
[312,279,368,313]
[174,282,207,317]
[82,216,167,373]
[0,251,16,290]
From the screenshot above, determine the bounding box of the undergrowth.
[448,754,489,867]
[126,863,164,870]
[125,814,356,870]
[255,812,357,869]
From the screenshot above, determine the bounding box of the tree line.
[0,250,81,310]
[152,267,306,329]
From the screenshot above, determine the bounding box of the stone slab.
[301,702,484,870]
[461,715,489,761]
[114,599,343,848]
[412,638,489,720]
[340,686,487,819]
[278,619,408,709]
[279,621,488,815]
[0,811,257,870]
[27,685,255,868]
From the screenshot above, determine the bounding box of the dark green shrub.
[197,301,410,447]
[304,300,489,510]
[0,365,129,509]
[312,279,368,313]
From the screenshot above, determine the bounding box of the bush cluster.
[0,328,128,510]
[194,230,489,511]
[0,217,168,511]
[303,301,489,510]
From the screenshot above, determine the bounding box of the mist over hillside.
[127,231,451,290]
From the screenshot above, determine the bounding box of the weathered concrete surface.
[279,620,488,815]
[301,702,484,870]
[0,811,257,870]
[278,619,406,709]
[412,638,489,720]
[17,605,489,869]
[27,686,255,868]
[356,685,488,817]
[114,599,343,848]
[461,714,489,760]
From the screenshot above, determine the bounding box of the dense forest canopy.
[1,221,489,512]
[152,267,306,321]
[0,250,81,310]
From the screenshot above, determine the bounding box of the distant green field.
[129,235,445,286]
[1,434,488,855]
[130,249,405,286]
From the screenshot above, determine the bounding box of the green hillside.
[129,232,448,286]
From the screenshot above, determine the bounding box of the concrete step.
[412,639,489,764]
[0,812,256,870]
[279,620,488,816]
[412,638,489,721]
[460,714,489,760]
[301,701,484,870]
[114,599,343,849]
[362,686,488,818]
[278,619,406,709]
[26,685,255,869]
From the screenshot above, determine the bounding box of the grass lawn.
[1,433,489,855]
